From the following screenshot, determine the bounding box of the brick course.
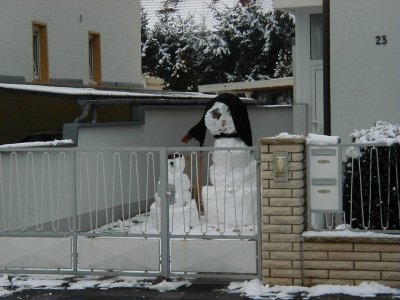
[303,239,400,287]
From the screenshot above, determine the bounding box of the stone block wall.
[259,136,400,288]
[259,137,306,286]
[303,237,400,288]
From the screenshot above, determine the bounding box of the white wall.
[0,0,142,85]
[330,0,400,142]
[75,106,294,148]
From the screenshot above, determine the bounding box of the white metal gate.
[0,146,261,279]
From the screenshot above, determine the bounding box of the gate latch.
[167,184,176,205]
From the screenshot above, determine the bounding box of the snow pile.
[228,279,308,299]
[351,121,400,145]
[275,132,304,139]
[306,133,340,145]
[0,275,13,297]
[11,275,70,291]
[1,275,399,298]
[309,282,400,298]
[228,279,400,299]
[0,275,191,296]
[146,280,191,292]
[0,139,74,148]
[303,230,400,239]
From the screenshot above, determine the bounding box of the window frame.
[32,21,49,83]
[88,32,101,85]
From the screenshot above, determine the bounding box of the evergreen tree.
[201,2,294,84]
[141,2,294,91]
[142,12,202,90]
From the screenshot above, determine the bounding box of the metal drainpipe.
[73,97,91,123]
[323,0,331,135]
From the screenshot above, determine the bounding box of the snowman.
[150,154,200,232]
[181,93,257,230]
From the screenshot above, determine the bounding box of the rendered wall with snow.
[0,0,142,85]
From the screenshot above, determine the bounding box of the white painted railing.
[0,146,260,236]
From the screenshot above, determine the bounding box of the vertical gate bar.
[160,148,169,277]
[256,148,262,279]
[72,150,78,273]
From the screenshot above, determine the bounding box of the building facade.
[0,0,142,86]
[274,0,400,142]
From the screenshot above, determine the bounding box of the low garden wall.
[260,136,400,288]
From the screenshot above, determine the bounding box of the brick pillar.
[259,137,306,286]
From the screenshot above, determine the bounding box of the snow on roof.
[141,0,273,28]
[0,139,74,149]
[0,83,262,107]
[0,83,212,99]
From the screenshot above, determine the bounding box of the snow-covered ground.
[0,274,399,299]
[0,274,191,297]
[228,279,400,299]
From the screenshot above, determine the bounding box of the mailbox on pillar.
[308,146,342,212]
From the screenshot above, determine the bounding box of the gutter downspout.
[323,0,331,135]
[73,97,91,123]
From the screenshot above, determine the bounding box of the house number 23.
[376,35,387,45]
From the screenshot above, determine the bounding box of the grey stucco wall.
[75,105,293,148]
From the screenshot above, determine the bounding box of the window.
[32,22,49,82]
[89,32,101,84]
[310,14,323,60]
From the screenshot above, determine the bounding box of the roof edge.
[273,0,322,9]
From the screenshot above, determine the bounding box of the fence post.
[259,136,306,286]
[159,148,169,278]
[72,150,78,273]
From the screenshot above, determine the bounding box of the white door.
[311,66,324,133]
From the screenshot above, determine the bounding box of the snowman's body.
[201,102,257,228]
[150,155,200,232]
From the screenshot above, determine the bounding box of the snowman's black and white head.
[204,102,236,136]
[168,153,185,174]
[182,93,253,147]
